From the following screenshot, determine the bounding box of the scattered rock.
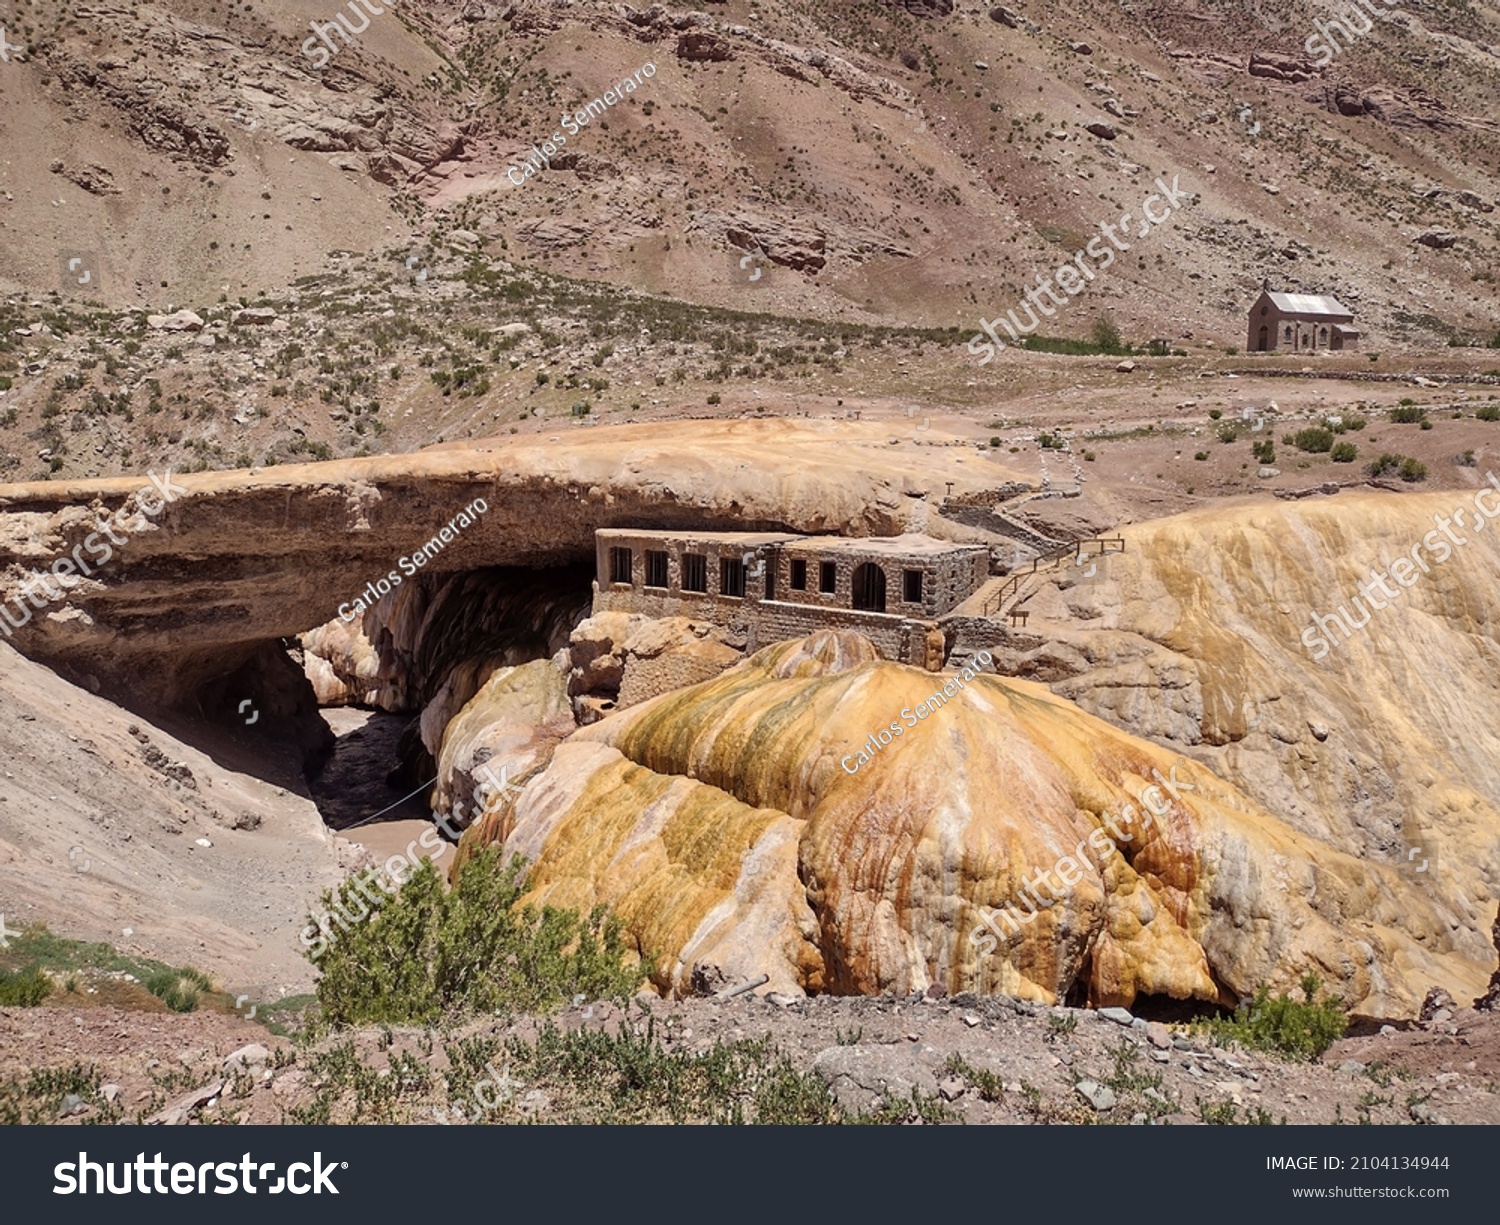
[230,307,278,326]
[146,309,205,332]
[1420,987,1455,1022]
[1085,120,1117,140]
[145,1080,224,1125]
[1075,1080,1117,1111]
[811,1045,941,1114]
[59,1093,89,1118]
[223,1043,271,1071]
[1114,360,1136,374]
[1248,53,1317,84]
[938,1075,967,1101]
[1070,42,1093,55]
[1415,229,1458,249]
[1146,1022,1172,1049]
[676,31,735,62]
[988,6,1025,30]
[1099,1006,1135,1025]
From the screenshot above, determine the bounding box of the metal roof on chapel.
[1263,291,1354,317]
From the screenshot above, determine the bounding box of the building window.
[645,550,669,589]
[609,546,633,585]
[819,561,838,595]
[682,553,708,593]
[720,556,745,598]
[852,563,887,613]
[790,559,807,590]
[903,569,924,603]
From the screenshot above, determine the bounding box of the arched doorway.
[852,563,887,613]
[1256,326,1268,351]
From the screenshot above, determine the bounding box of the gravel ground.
[4,989,1495,1126]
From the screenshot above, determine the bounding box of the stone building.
[592,529,990,667]
[1246,289,1359,353]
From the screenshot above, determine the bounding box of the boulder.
[676,32,734,61]
[146,309,205,332]
[1248,53,1316,83]
[230,307,278,326]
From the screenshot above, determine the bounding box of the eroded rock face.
[566,611,743,723]
[982,489,1500,1010]
[462,630,1477,1013]
[429,658,574,830]
[0,421,1005,705]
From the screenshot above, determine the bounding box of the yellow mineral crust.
[475,630,1478,1012]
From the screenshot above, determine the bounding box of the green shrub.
[1090,313,1124,353]
[1477,404,1500,422]
[1344,415,1366,431]
[1330,442,1358,463]
[1389,405,1425,424]
[1252,439,1275,464]
[989,436,1001,448]
[1368,452,1404,477]
[1217,423,1240,443]
[1208,409,1222,420]
[1292,427,1334,453]
[0,968,53,1007]
[1419,419,1433,431]
[1194,451,1209,461]
[1400,457,1428,482]
[145,968,212,1013]
[1203,974,1347,1061]
[311,848,642,1028]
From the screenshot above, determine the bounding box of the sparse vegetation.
[1368,453,1428,482]
[0,967,53,1007]
[310,848,643,1028]
[1200,974,1348,1061]
[1291,427,1334,454]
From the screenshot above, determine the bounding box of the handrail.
[1075,536,1125,555]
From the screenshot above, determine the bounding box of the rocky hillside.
[2,0,1497,340]
[3,422,1498,1016]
